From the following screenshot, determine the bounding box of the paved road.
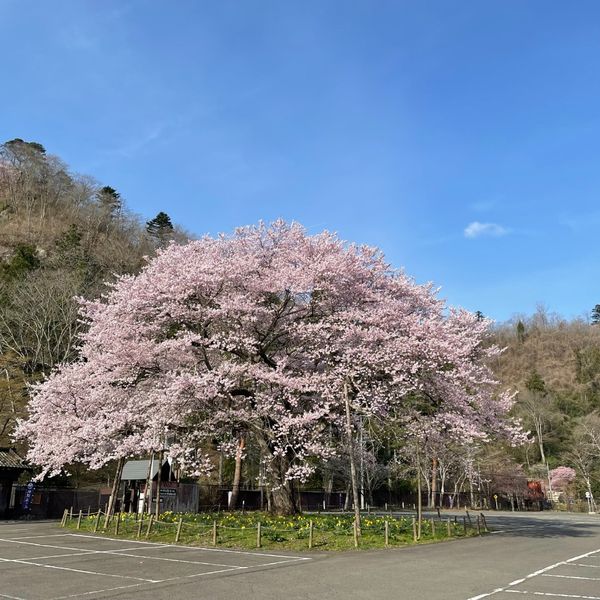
[1,511,599,599]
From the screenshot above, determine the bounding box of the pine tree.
[146,212,174,245]
[525,370,546,394]
[96,186,122,215]
[516,320,526,343]
[591,304,600,325]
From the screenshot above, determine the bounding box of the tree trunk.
[416,444,422,539]
[343,482,351,511]
[104,457,124,527]
[229,435,246,510]
[344,381,361,537]
[254,433,298,515]
[430,456,438,508]
[270,482,297,515]
[324,472,333,509]
[144,453,154,514]
[154,449,164,519]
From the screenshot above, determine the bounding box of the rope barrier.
[64,509,477,548]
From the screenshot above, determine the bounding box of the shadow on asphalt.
[365,510,600,540]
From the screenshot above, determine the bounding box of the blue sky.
[2,1,600,322]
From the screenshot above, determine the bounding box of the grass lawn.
[65,510,484,551]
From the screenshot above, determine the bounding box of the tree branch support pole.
[155,449,164,519]
[93,511,101,532]
[145,514,154,539]
[104,457,125,529]
[144,452,154,514]
[175,518,183,543]
[343,380,361,542]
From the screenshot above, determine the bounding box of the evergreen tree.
[516,320,526,343]
[591,304,600,325]
[525,370,546,394]
[0,244,40,282]
[146,211,174,245]
[475,310,485,321]
[96,186,122,215]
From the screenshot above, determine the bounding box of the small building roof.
[121,459,164,481]
[0,447,27,470]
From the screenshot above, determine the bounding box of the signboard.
[159,488,177,498]
[22,481,35,511]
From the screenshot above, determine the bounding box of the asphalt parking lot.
[1,511,600,600]
[0,521,310,599]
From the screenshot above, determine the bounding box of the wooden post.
[353,518,359,547]
[476,515,481,535]
[463,516,467,535]
[145,514,154,539]
[175,518,183,543]
[212,520,218,546]
[308,520,314,549]
[430,518,435,538]
[154,449,164,519]
[136,518,143,539]
[60,508,68,527]
[104,457,125,528]
[447,518,451,537]
[94,511,101,532]
[384,520,389,547]
[256,522,261,548]
[87,506,91,516]
[412,517,417,542]
[76,510,82,530]
[480,513,489,532]
[114,512,120,536]
[69,506,73,521]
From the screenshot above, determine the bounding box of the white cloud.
[464,221,508,239]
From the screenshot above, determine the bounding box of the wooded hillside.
[0,139,185,446]
[491,309,600,498]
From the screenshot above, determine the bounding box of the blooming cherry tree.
[17,221,521,515]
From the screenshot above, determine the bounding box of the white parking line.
[542,574,600,581]
[10,535,71,540]
[504,591,600,598]
[97,550,246,568]
[48,582,148,600]
[0,537,247,570]
[465,547,600,599]
[158,566,250,582]
[67,533,311,560]
[490,526,537,535]
[0,556,159,583]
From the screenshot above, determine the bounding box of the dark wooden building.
[0,448,28,518]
